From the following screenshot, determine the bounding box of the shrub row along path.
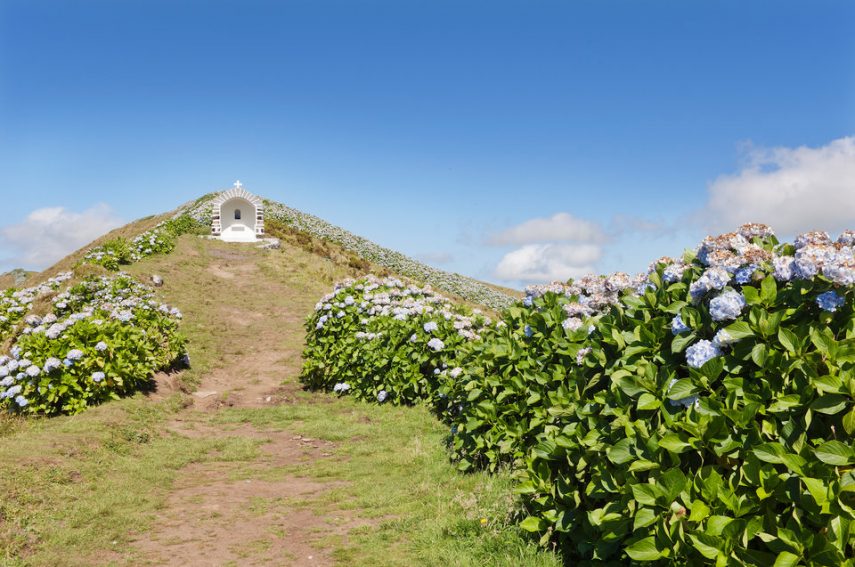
[127,238,361,566]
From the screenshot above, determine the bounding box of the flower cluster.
[0,272,73,341]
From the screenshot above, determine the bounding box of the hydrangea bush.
[451,225,855,564]
[0,274,186,415]
[81,214,201,270]
[300,275,492,411]
[304,224,855,565]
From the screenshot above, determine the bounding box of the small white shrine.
[211,181,265,242]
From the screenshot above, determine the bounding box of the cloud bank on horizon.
[0,204,123,272]
[492,136,855,284]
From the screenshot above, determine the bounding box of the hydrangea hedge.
[1,273,186,415]
[303,225,855,565]
[81,214,201,270]
[301,275,492,411]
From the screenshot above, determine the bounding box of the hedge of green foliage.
[303,225,855,565]
[300,275,492,412]
[81,214,202,270]
[1,274,186,415]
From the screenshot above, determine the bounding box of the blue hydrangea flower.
[423,321,438,333]
[816,291,845,313]
[377,390,388,403]
[689,268,731,303]
[522,296,534,307]
[92,372,105,383]
[671,314,691,335]
[95,341,108,352]
[25,365,40,378]
[427,338,445,351]
[66,349,84,361]
[709,291,746,322]
[562,317,582,331]
[773,256,794,281]
[662,264,686,284]
[793,258,818,280]
[524,325,534,338]
[686,340,722,368]
[734,264,757,285]
[14,395,28,407]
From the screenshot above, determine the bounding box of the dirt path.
[128,240,357,566]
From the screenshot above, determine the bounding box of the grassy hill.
[0,197,557,566]
[0,269,35,289]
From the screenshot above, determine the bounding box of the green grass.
[214,398,561,567]
[0,396,262,567]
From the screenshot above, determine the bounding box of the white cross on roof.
[233,180,243,189]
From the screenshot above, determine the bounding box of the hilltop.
[0,269,34,289]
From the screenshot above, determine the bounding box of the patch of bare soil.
[134,425,358,567]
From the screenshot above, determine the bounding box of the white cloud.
[489,212,606,245]
[0,204,123,270]
[704,136,855,235]
[494,243,601,282]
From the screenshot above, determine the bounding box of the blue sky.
[1,0,854,286]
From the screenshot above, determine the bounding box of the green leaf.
[689,534,723,560]
[760,276,777,304]
[637,392,660,410]
[753,443,786,464]
[723,320,754,341]
[625,536,663,561]
[667,379,698,401]
[843,407,855,435]
[803,477,829,506]
[810,394,849,415]
[772,551,800,567]
[631,483,661,506]
[633,507,657,530]
[658,468,688,502]
[815,441,855,466]
[751,343,768,367]
[659,432,692,454]
[607,438,635,465]
[812,374,843,394]
[778,328,799,355]
[688,500,710,522]
[519,516,546,532]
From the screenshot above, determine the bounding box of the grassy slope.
[0,233,559,566]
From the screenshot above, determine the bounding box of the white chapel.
[211,181,265,242]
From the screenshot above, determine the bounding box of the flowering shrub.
[300,275,492,411]
[451,225,855,564]
[82,214,202,270]
[303,223,855,564]
[0,274,186,415]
